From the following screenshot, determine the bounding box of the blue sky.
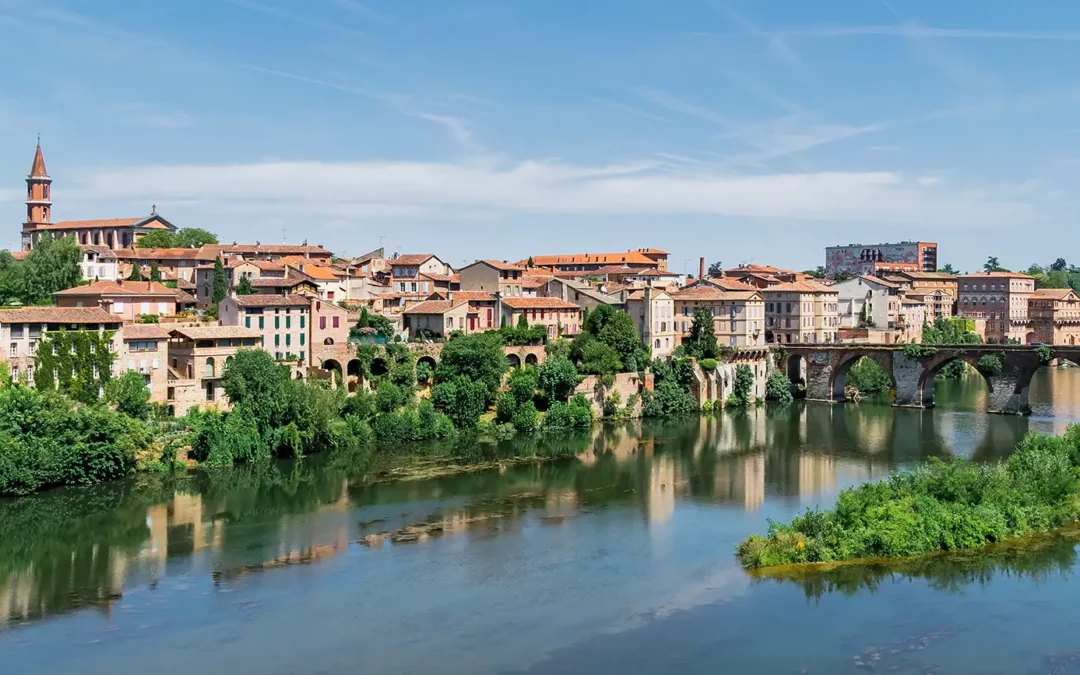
[1,0,1079,273]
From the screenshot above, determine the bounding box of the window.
[320,316,327,330]
[332,316,339,328]
[8,343,15,357]
[327,291,334,300]
[158,302,168,314]
[114,301,125,314]
[259,316,265,329]
[141,302,150,315]
[299,351,305,362]
[245,317,251,328]
[300,333,305,346]
[275,316,280,329]
[300,315,305,329]
[275,334,280,346]
[285,316,291,329]
[285,334,291,346]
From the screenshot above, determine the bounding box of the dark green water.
[4,369,1080,674]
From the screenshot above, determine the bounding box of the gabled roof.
[291,265,342,281]
[521,251,659,267]
[249,277,315,289]
[462,259,525,272]
[36,214,178,232]
[0,307,120,324]
[449,291,496,302]
[762,281,837,294]
[231,294,311,308]
[202,244,332,257]
[670,287,763,302]
[683,277,757,292]
[402,299,468,315]
[390,254,436,266]
[521,275,555,289]
[117,247,204,261]
[960,271,1034,279]
[121,325,172,340]
[501,297,581,310]
[420,272,455,283]
[80,245,117,259]
[1032,288,1079,300]
[55,280,184,298]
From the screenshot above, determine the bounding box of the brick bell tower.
[25,136,52,229]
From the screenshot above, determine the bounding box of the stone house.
[0,307,122,385]
[669,286,766,348]
[1029,288,1080,345]
[448,291,498,332]
[832,276,900,331]
[957,272,1035,343]
[762,281,840,344]
[402,300,472,339]
[165,325,262,416]
[117,325,172,405]
[457,260,526,297]
[80,245,119,282]
[500,297,582,339]
[625,287,679,358]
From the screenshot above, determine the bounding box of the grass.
[737,424,1080,569]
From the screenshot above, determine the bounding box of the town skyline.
[2,1,1079,272]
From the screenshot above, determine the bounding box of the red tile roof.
[522,251,659,267]
[671,287,763,301]
[763,281,838,294]
[170,325,263,341]
[292,265,342,281]
[55,280,184,297]
[117,247,204,260]
[232,294,311,308]
[960,271,1035,279]
[391,254,435,266]
[520,275,554,289]
[41,218,142,231]
[1032,288,1078,300]
[450,291,496,302]
[468,259,525,272]
[0,307,119,324]
[402,300,468,315]
[249,277,314,288]
[501,297,581,310]
[121,325,172,340]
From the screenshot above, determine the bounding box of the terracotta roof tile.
[117,247,204,260]
[39,218,142,231]
[465,259,525,272]
[0,307,120,324]
[391,254,435,266]
[30,144,47,177]
[671,287,762,301]
[762,281,838,294]
[960,271,1035,279]
[291,265,341,281]
[55,280,182,297]
[232,294,311,308]
[449,291,496,302]
[121,325,172,340]
[249,277,314,288]
[501,297,581,310]
[1032,288,1078,300]
[522,251,658,267]
[402,299,468,315]
[170,325,263,341]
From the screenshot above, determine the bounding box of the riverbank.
[737,424,1080,569]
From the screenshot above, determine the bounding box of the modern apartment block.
[825,241,938,277]
[763,282,840,344]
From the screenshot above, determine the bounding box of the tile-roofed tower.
[25,137,52,229]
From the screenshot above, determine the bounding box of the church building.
[20,141,177,251]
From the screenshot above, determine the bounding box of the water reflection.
[1,369,1078,631]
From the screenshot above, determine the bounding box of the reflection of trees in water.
[751,528,1080,600]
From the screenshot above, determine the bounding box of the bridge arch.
[917,353,993,408]
[786,353,806,394]
[830,352,895,400]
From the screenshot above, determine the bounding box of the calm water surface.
[4,369,1080,674]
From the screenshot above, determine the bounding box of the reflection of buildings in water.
[646,454,676,525]
[843,408,891,455]
[710,454,765,511]
[797,454,837,504]
[544,489,579,519]
[713,408,768,454]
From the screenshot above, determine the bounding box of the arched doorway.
[416,356,437,384]
[787,354,806,395]
[370,357,388,377]
[323,358,343,385]
[507,353,521,368]
[525,353,539,366]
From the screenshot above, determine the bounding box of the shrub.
[728,364,754,408]
[507,366,539,404]
[542,398,593,429]
[374,380,409,413]
[1037,345,1053,366]
[846,357,891,395]
[602,390,622,418]
[699,358,718,372]
[737,425,1080,569]
[105,371,152,420]
[139,314,159,324]
[537,357,580,404]
[903,343,938,358]
[430,376,489,429]
[511,400,540,433]
[642,379,697,417]
[495,391,518,424]
[765,371,794,404]
[415,360,433,383]
[977,354,1004,377]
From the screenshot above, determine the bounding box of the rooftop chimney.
[699,257,705,279]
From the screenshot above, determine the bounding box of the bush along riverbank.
[0,310,787,497]
[737,425,1080,570]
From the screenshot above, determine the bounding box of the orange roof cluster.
[522,251,661,267]
[763,281,837,294]
[1032,288,1078,300]
[391,254,436,266]
[671,287,762,301]
[449,291,496,302]
[960,271,1035,279]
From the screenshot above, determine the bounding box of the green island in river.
[738,423,1080,569]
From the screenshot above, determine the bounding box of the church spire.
[25,138,53,226]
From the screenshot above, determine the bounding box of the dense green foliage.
[537,356,581,404]
[977,353,1004,377]
[431,375,489,429]
[211,256,227,307]
[683,307,719,360]
[33,329,117,404]
[642,359,698,417]
[434,332,507,404]
[846,357,892,395]
[135,227,219,249]
[0,235,82,305]
[542,394,594,429]
[354,308,396,341]
[570,304,648,375]
[0,386,148,495]
[738,425,1080,569]
[148,262,162,282]
[726,364,755,408]
[105,371,151,420]
[765,371,794,404]
[234,275,255,295]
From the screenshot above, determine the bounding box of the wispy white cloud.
[776,25,1080,42]
[244,65,377,97]
[632,87,733,127]
[413,113,477,151]
[714,4,804,71]
[63,157,1035,231]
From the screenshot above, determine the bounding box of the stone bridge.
[783,344,1080,415]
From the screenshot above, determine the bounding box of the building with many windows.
[218,294,311,373]
[164,325,262,415]
[825,241,938,277]
[500,297,582,339]
[625,287,679,357]
[956,272,1035,342]
[670,286,766,348]
[0,307,122,385]
[1028,288,1080,345]
[763,282,840,344]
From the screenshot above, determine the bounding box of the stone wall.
[689,352,773,406]
[574,372,652,417]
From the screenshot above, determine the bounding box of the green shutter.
[300,333,305,346]
[245,317,250,328]
[285,334,291,346]
[259,317,264,329]
[275,334,280,346]
[300,315,305,328]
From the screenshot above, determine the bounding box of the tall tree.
[984,256,1002,273]
[939,263,958,275]
[211,257,227,306]
[707,261,724,277]
[235,275,254,295]
[175,228,219,248]
[1051,258,1068,272]
[127,265,143,281]
[149,262,162,282]
[135,230,178,248]
[19,235,83,304]
[684,307,719,359]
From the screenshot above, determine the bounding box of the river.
[3,368,1080,674]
